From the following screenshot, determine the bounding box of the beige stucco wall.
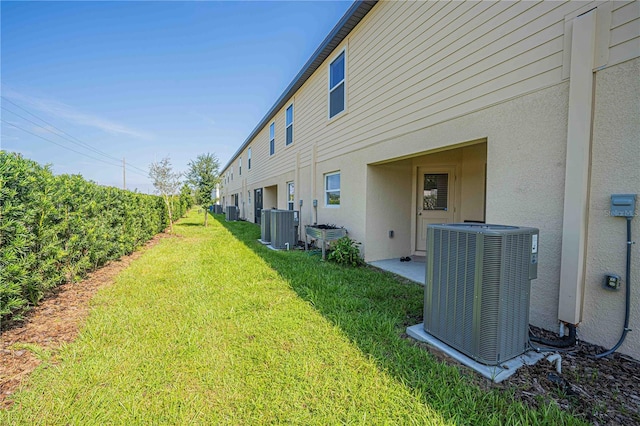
[581,58,640,356]
[365,160,413,261]
[461,144,487,222]
[346,83,567,332]
[364,144,486,262]
[263,185,278,211]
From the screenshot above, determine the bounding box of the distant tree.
[179,183,194,210]
[186,153,220,227]
[149,157,182,233]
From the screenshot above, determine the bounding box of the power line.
[2,106,124,163]
[1,119,149,178]
[1,96,150,174]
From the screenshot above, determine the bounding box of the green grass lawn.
[1,209,583,425]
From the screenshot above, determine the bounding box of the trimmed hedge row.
[0,152,192,321]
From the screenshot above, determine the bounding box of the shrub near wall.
[0,152,187,321]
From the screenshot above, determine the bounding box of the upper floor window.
[238,157,242,176]
[231,166,234,181]
[329,50,345,118]
[269,123,275,156]
[324,172,340,206]
[286,104,294,145]
[248,147,252,169]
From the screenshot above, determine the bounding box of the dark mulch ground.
[410,326,640,425]
[503,327,640,426]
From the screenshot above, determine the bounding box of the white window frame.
[248,147,252,170]
[328,48,346,120]
[324,171,340,207]
[287,181,295,210]
[285,104,294,146]
[269,122,275,156]
[239,157,242,176]
[231,166,234,181]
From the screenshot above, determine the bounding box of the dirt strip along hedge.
[0,152,191,321]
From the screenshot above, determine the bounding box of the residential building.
[220,1,640,358]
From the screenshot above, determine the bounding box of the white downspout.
[558,9,597,325]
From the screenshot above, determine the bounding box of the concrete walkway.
[368,256,426,285]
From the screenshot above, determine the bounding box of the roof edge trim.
[222,0,377,172]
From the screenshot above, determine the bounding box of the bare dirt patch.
[0,233,170,408]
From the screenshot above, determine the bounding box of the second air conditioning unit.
[425,223,539,365]
[270,210,297,249]
[225,206,239,221]
[261,209,272,243]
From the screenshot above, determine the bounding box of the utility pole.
[123,157,126,190]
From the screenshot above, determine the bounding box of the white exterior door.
[415,167,455,253]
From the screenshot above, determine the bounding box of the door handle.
[418,211,422,216]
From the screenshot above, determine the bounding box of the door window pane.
[423,174,448,210]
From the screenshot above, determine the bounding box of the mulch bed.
[409,326,640,425]
[0,233,169,409]
[502,327,640,425]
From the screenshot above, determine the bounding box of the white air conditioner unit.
[425,223,539,365]
[225,206,239,221]
[270,210,297,249]
[261,209,272,243]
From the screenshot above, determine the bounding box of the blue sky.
[1,1,352,193]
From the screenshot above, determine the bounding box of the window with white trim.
[285,104,293,145]
[324,172,340,206]
[231,166,234,181]
[239,157,242,176]
[287,181,295,210]
[329,51,345,118]
[269,123,275,156]
[248,191,251,205]
[248,147,252,169]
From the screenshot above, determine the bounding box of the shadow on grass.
[178,211,217,227]
[177,222,208,227]
[212,217,579,425]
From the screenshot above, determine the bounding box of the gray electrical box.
[610,194,636,218]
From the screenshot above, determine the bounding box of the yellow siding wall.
[610,1,640,64]
[225,1,638,200]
